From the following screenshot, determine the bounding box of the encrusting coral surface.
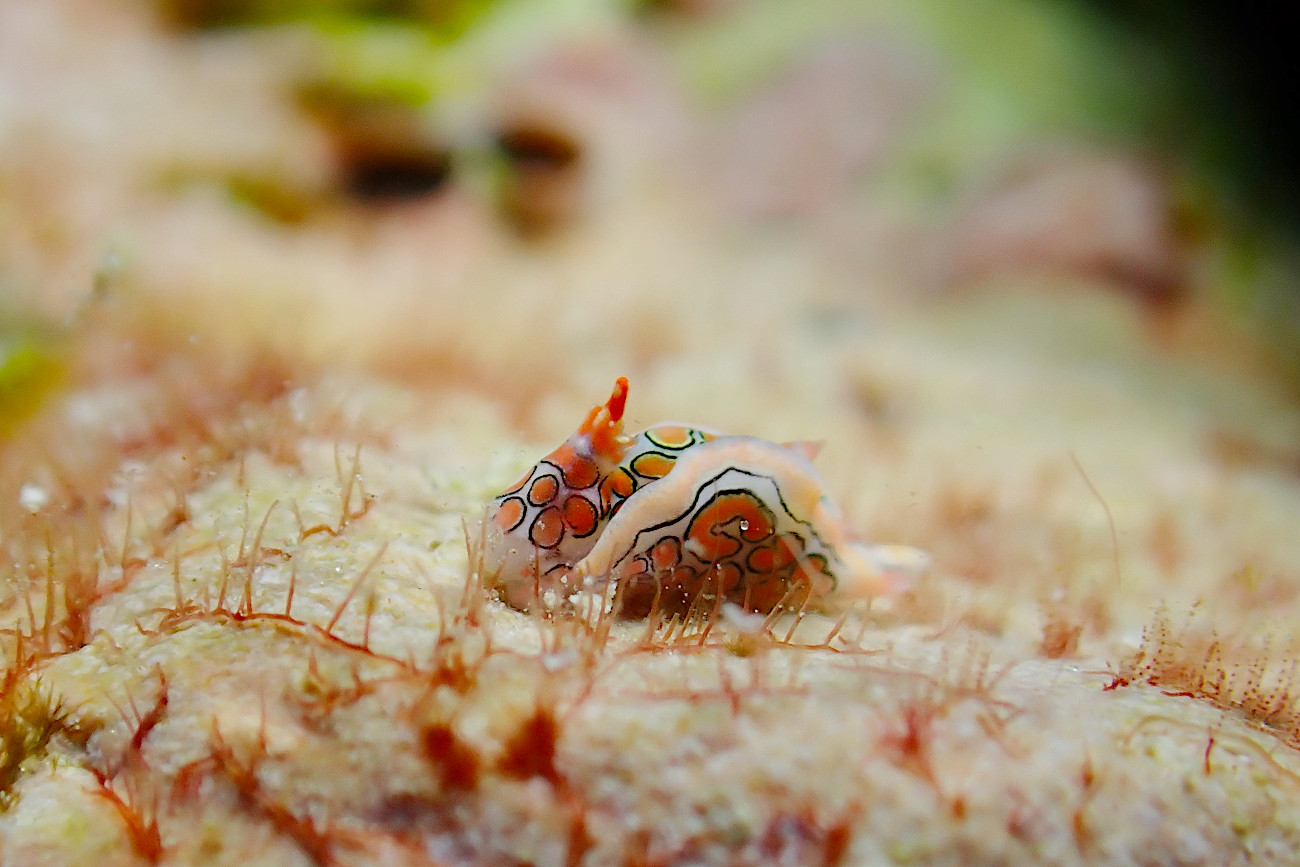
[4,1,1300,865]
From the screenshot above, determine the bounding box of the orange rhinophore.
[480,378,926,614]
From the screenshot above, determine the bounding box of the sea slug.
[481,378,923,615]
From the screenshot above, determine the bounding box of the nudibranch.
[481,378,922,616]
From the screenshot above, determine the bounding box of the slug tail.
[840,542,930,598]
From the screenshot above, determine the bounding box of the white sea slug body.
[481,379,921,615]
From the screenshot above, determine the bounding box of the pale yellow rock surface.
[4,2,1300,865]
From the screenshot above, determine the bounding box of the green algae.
[0,335,65,439]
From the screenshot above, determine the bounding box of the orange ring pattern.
[606,480,838,618]
[484,379,846,616]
